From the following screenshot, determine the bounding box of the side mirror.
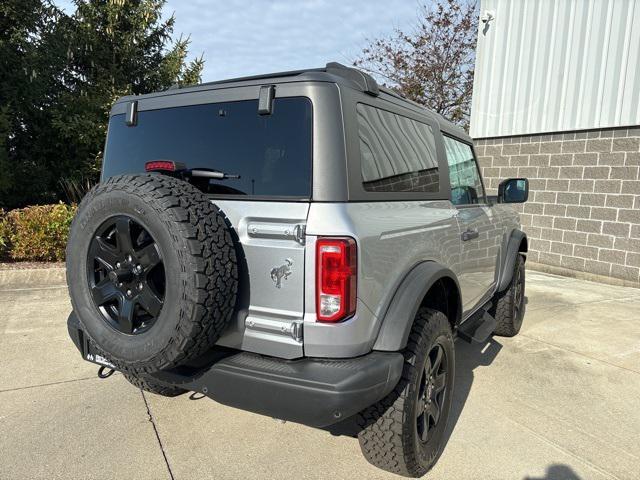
[498,178,529,203]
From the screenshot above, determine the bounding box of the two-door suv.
[66,62,529,477]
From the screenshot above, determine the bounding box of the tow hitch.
[97,366,115,379]
[68,312,119,375]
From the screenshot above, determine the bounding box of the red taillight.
[316,237,357,322]
[145,160,178,172]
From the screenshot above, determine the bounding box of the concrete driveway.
[1,269,639,480]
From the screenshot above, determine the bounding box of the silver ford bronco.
[66,62,528,477]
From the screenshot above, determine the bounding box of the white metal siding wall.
[470,0,640,139]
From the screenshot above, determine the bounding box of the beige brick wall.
[475,127,640,285]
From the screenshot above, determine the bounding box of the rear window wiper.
[145,161,240,180]
[188,168,240,180]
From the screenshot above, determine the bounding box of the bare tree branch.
[353,0,478,129]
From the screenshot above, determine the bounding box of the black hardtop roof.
[114,62,470,142]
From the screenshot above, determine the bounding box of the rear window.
[357,103,439,193]
[103,97,313,198]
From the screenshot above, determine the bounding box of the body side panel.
[303,200,461,358]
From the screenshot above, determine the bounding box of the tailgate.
[213,200,309,358]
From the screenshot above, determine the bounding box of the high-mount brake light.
[145,161,180,172]
[316,237,357,323]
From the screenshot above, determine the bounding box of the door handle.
[461,228,479,241]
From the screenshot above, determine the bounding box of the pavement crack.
[141,390,175,480]
[0,376,96,394]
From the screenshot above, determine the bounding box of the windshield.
[103,97,313,198]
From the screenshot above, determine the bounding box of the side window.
[357,103,439,193]
[443,136,485,206]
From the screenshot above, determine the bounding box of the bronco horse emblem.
[270,258,293,288]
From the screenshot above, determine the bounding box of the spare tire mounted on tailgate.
[66,173,238,374]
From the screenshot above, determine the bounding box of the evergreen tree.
[0,0,203,208]
[0,0,67,206]
[55,0,204,181]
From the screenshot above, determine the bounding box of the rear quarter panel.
[303,200,461,357]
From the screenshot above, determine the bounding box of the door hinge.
[290,320,303,342]
[293,224,306,245]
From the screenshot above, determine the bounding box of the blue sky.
[54,0,422,82]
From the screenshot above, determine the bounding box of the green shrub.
[0,203,77,262]
[0,209,9,259]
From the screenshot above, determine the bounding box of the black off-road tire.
[66,173,238,374]
[123,372,187,397]
[357,309,455,478]
[491,254,526,337]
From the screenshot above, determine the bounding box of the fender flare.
[373,262,462,352]
[497,229,528,292]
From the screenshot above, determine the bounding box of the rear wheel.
[357,309,455,477]
[491,254,526,337]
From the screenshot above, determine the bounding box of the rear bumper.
[68,312,403,428]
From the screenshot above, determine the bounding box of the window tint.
[357,104,439,193]
[443,136,485,205]
[103,97,312,198]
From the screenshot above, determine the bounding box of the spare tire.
[66,173,238,374]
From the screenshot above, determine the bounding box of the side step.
[457,303,497,344]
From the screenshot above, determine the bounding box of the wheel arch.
[372,262,462,352]
[497,229,528,292]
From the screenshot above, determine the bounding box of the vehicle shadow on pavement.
[327,324,506,445]
[524,464,583,480]
[441,335,503,450]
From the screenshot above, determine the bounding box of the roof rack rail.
[379,86,405,99]
[378,85,448,122]
[191,62,379,96]
[198,67,326,89]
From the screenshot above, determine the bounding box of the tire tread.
[68,173,238,374]
[357,308,453,478]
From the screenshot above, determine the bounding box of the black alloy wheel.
[491,253,526,337]
[357,309,455,477]
[513,263,525,321]
[87,215,165,335]
[416,342,448,443]
[67,174,238,373]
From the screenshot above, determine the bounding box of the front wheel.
[357,308,455,477]
[491,253,526,337]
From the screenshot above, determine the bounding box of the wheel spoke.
[433,372,446,393]
[91,279,119,305]
[118,298,135,334]
[90,237,119,270]
[115,217,134,253]
[428,401,441,426]
[137,288,163,317]
[419,413,429,441]
[430,345,443,375]
[89,215,166,336]
[416,398,426,417]
[137,243,161,270]
[424,357,432,384]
